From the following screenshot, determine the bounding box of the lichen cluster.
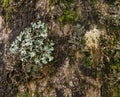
[9,21,54,66]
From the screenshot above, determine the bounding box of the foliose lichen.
[9,21,54,66]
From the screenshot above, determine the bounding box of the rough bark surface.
[0,0,120,97]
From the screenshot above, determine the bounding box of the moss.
[2,0,13,25]
[105,0,120,4]
[58,9,80,24]
[64,81,69,87]
[18,92,31,97]
[50,0,80,24]
[101,80,113,97]
[113,84,120,97]
[5,7,13,24]
[68,49,76,65]
[50,0,74,5]
[83,55,94,67]
[102,83,120,97]
[87,0,98,5]
[2,0,9,8]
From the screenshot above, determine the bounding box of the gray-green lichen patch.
[9,21,54,66]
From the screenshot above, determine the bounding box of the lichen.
[85,27,101,49]
[9,21,54,66]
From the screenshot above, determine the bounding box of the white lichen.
[9,21,54,66]
[85,27,101,49]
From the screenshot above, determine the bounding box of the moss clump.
[58,9,79,24]
[113,84,120,97]
[50,0,74,5]
[18,92,31,97]
[2,0,13,25]
[87,0,98,5]
[105,0,120,4]
[2,0,9,8]
[83,55,94,67]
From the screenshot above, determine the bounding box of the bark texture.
[0,0,120,97]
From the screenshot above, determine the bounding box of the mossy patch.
[50,0,74,5]
[87,0,98,5]
[58,9,79,24]
[2,0,13,26]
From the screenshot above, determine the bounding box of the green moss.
[2,0,13,25]
[18,92,31,97]
[58,9,79,24]
[87,0,98,5]
[105,0,120,4]
[113,84,120,97]
[50,0,81,24]
[64,81,69,87]
[50,0,74,5]
[68,49,76,65]
[84,55,94,67]
[2,0,9,8]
